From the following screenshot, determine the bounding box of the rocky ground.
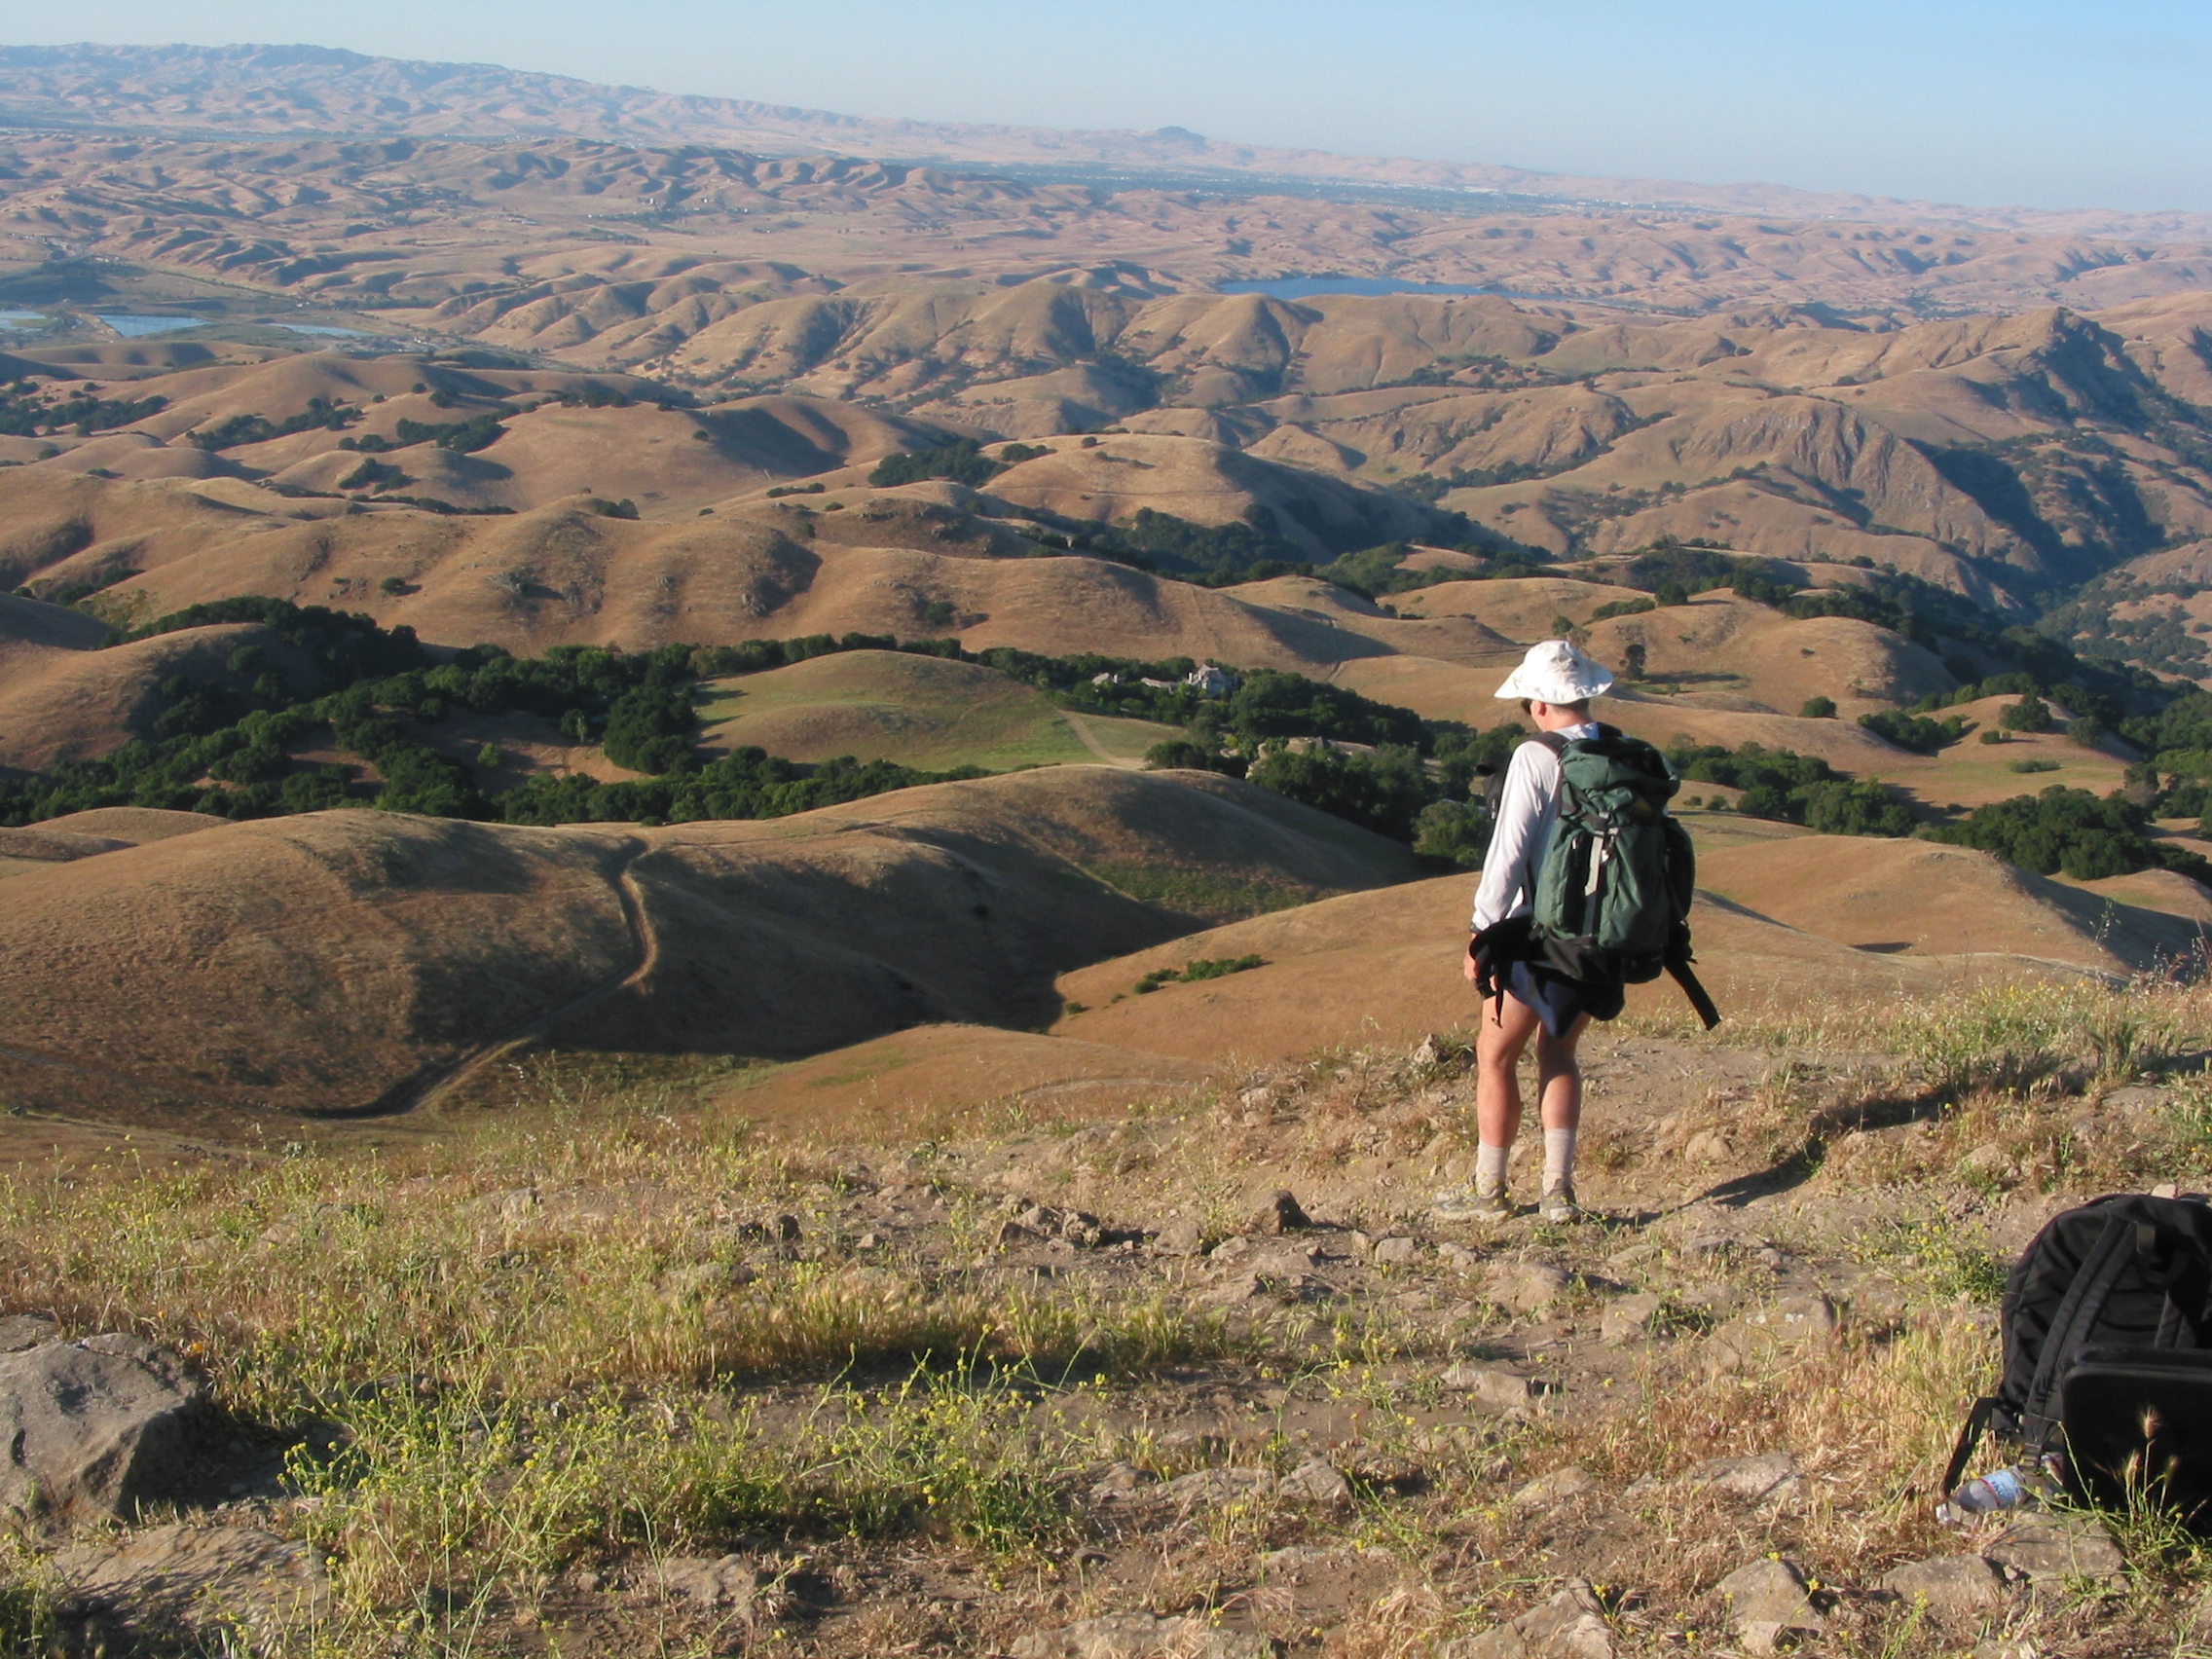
[1,985,2208,1656]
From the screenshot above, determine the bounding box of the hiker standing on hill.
[1434,639,1714,1224]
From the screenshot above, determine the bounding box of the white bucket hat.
[1494,639,1614,704]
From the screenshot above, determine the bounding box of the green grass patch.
[695,650,1176,773]
[1849,1215,2009,1303]
[1134,954,1268,994]
[1087,863,1319,924]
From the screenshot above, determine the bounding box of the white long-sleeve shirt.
[1471,722,1601,932]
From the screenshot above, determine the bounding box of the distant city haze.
[8,0,2212,212]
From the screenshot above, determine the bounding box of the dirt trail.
[1060,710,1144,768]
[387,838,663,1114]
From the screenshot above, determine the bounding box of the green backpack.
[1523,727,1717,1026]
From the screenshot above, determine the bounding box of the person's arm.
[1471,742,1560,931]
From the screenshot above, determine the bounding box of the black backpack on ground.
[1943,1193,2212,1525]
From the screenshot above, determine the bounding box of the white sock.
[1476,1143,1510,1193]
[1544,1128,1577,1190]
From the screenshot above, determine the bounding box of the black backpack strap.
[1470,915,1536,1024]
[2019,1212,2139,1451]
[1663,926,1721,1030]
[2146,1222,2211,1347]
[1942,1395,2001,1499]
[1666,957,1721,1030]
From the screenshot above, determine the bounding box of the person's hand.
[1462,944,1480,983]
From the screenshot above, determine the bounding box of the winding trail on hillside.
[377,836,664,1115]
[1060,711,1144,768]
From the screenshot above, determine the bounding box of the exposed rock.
[1684,1451,1803,1506]
[1438,1241,1485,1272]
[0,1337,208,1521]
[1441,1578,1614,1658]
[1984,1510,2125,1583]
[2102,1084,2170,1113]
[1153,1217,1205,1257]
[1878,1555,2009,1627]
[1440,1361,1536,1411]
[1011,1611,1278,1658]
[1709,1295,1840,1373]
[0,1315,58,1354]
[1715,1558,1822,1655]
[1017,1204,1105,1246]
[1203,1272,1268,1307]
[57,1524,327,1641]
[1958,1142,2016,1182]
[1254,1189,1309,1235]
[1159,1466,1272,1507]
[654,1553,767,1610]
[1600,1292,1666,1344]
[1485,1261,1570,1315]
[1261,1542,1387,1577]
[1683,1130,1735,1164]
[1511,1465,1599,1510]
[1372,1235,1419,1266]
[490,1187,540,1225]
[1088,1461,1155,1503]
[1277,1456,1352,1507]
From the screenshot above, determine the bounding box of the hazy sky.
[13,1,2212,212]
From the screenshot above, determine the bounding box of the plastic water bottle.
[1936,1465,2026,1526]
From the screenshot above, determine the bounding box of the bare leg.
[1475,990,1542,1148]
[1533,1014,1590,1132]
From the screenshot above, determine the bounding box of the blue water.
[0,310,47,328]
[94,314,208,337]
[1218,276,1505,300]
[277,323,378,339]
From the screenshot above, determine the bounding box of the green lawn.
[695,650,1180,773]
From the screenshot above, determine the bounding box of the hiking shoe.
[1538,1182,1582,1225]
[1434,1185,1511,1222]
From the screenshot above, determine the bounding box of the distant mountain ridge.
[4,40,2209,239]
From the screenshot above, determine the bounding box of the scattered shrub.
[868,440,1003,489]
[1860,710,1970,754]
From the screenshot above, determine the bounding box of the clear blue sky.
[14,1,2212,212]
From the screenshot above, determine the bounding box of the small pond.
[92,314,209,337]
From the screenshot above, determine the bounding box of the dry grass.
[4,976,2212,1654]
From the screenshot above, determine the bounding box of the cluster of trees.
[21,587,2202,889]
[0,384,166,438]
[1008,502,1317,585]
[0,608,1519,841]
[1667,741,1918,836]
[189,398,360,452]
[495,749,971,826]
[867,439,1006,488]
[550,383,634,408]
[391,412,510,454]
[0,603,720,826]
[1934,787,2210,883]
[338,409,513,456]
[1859,709,1972,754]
[2041,574,2212,681]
